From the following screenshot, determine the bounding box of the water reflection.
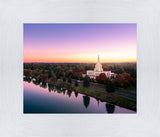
[48,84,54,92]
[62,89,66,95]
[32,79,40,85]
[105,103,115,113]
[96,98,100,105]
[67,90,72,98]
[24,77,31,83]
[57,88,63,94]
[40,82,47,88]
[83,96,90,108]
[74,91,78,98]
[24,78,135,113]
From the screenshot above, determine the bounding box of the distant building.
[82,56,116,79]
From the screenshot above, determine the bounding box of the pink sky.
[24,23,136,63]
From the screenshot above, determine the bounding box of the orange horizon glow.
[23,46,136,63]
[23,58,137,63]
[24,24,137,63]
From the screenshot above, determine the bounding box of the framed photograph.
[23,23,136,114]
[0,0,160,136]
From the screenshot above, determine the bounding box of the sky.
[23,23,136,63]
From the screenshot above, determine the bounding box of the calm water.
[24,81,135,113]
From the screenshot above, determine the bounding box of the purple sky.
[24,23,136,63]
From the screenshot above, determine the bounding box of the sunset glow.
[24,23,136,63]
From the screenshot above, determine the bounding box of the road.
[68,78,136,100]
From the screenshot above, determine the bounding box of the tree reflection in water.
[62,89,66,95]
[74,91,78,98]
[40,82,47,89]
[96,98,100,105]
[24,77,31,83]
[83,96,90,108]
[56,88,63,94]
[67,90,72,98]
[30,80,116,113]
[32,80,40,85]
[48,84,54,92]
[105,103,115,113]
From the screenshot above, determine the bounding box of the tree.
[106,80,115,92]
[48,69,52,78]
[50,76,57,84]
[105,103,115,113]
[56,71,64,79]
[67,90,72,97]
[39,74,47,82]
[31,69,39,79]
[68,77,72,84]
[56,79,63,88]
[63,77,66,82]
[24,76,31,83]
[96,73,107,84]
[83,96,90,108]
[40,82,47,88]
[75,80,78,87]
[115,73,134,88]
[66,69,73,78]
[42,69,45,74]
[74,91,78,98]
[31,63,35,70]
[48,84,54,92]
[103,66,109,71]
[24,69,31,77]
[83,75,90,87]
[66,82,72,90]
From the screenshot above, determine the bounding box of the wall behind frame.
[0,0,160,137]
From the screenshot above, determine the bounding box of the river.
[24,81,135,113]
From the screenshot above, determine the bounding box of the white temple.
[82,56,116,79]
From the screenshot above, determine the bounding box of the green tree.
[83,76,90,87]
[32,70,39,79]
[42,69,45,74]
[63,77,66,82]
[66,82,72,90]
[75,80,78,87]
[48,69,52,78]
[24,69,31,77]
[68,77,72,84]
[106,80,115,92]
[50,76,57,84]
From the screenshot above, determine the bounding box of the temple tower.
[94,55,103,72]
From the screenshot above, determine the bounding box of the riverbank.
[24,77,136,111]
[70,78,136,100]
[63,83,136,111]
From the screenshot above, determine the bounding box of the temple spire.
[98,55,100,63]
[94,55,103,72]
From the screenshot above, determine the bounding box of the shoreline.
[62,83,136,111]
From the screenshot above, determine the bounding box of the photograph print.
[23,23,136,113]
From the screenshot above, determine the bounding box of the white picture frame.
[0,0,160,136]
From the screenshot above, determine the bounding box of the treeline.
[24,63,136,90]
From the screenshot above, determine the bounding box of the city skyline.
[24,23,137,63]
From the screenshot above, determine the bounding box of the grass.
[118,87,136,92]
[64,84,136,111]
